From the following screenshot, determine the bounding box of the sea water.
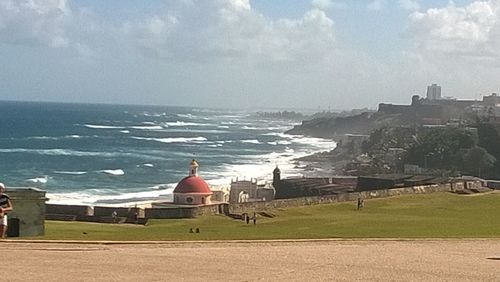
[0,101,335,205]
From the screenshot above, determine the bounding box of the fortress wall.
[46,204,93,217]
[93,206,142,218]
[192,204,220,217]
[145,207,196,219]
[229,183,453,214]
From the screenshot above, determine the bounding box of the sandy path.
[1,239,499,281]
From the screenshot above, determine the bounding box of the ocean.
[0,101,335,206]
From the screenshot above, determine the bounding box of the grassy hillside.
[34,192,500,241]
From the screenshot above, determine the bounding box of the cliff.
[286,111,417,139]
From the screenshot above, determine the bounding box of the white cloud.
[401,0,500,100]
[124,0,336,65]
[367,0,387,11]
[311,0,348,10]
[0,0,71,47]
[399,0,419,11]
[407,1,500,61]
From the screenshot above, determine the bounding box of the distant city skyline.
[1,0,500,110]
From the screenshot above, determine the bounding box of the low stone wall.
[46,204,93,217]
[94,206,144,218]
[229,183,453,214]
[145,207,196,219]
[145,204,222,219]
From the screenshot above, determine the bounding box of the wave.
[130,125,164,130]
[120,130,130,134]
[46,185,176,205]
[131,136,208,144]
[99,169,125,176]
[138,163,154,168]
[84,124,125,129]
[164,121,211,127]
[28,135,83,140]
[242,126,260,130]
[53,171,88,175]
[26,176,48,184]
[241,139,260,144]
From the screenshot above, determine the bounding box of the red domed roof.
[173,176,212,194]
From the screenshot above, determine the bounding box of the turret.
[189,159,199,177]
[273,166,281,188]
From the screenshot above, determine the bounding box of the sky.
[1,0,500,110]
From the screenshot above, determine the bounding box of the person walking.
[0,183,13,238]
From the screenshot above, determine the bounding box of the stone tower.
[272,166,281,188]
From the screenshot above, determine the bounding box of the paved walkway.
[1,239,499,281]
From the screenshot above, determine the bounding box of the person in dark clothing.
[0,183,13,238]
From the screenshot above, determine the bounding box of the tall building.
[426,84,442,100]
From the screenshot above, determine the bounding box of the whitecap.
[129,125,163,130]
[99,169,125,176]
[26,176,48,184]
[164,121,210,127]
[53,171,88,175]
[241,139,260,144]
[84,124,125,129]
[242,126,260,130]
[131,136,208,144]
[120,130,130,134]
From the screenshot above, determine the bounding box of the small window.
[186,197,193,203]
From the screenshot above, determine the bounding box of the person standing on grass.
[0,183,13,238]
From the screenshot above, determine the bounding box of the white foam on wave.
[138,163,154,168]
[0,148,155,159]
[84,124,125,129]
[177,113,197,119]
[54,171,88,175]
[242,126,260,130]
[131,136,208,144]
[130,125,163,130]
[99,169,125,176]
[47,185,176,206]
[290,135,336,150]
[120,130,130,134]
[210,134,336,185]
[241,139,260,144]
[29,135,83,140]
[26,176,48,184]
[164,121,211,127]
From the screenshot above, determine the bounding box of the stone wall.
[7,187,47,237]
[46,204,93,218]
[145,207,197,219]
[229,183,453,214]
[144,204,223,219]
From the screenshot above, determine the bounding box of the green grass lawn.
[35,192,500,241]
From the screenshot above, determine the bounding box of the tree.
[460,146,496,177]
[405,127,475,171]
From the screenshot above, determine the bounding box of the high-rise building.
[426,84,441,100]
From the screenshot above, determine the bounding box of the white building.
[426,84,442,100]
